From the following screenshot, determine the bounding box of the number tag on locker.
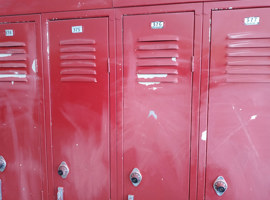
[151,21,164,29]
[5,29,14,36]
[244,17,260,25]
[72,26,83,33]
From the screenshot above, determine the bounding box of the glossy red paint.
[123,12,193,200]
[47,17,110,199]
[199,1,270,200]
[42,9,116,200]
[114,0,236,8]
[208,7,270,200]
[0,15,46,200]
[1,0,270,200]
[116,4,203,200]
[0,0,112,16]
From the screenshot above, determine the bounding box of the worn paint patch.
[0,74,26,78]
[149,87,158,91]
[250,115,257,120]
[138,82,160,86]
[201,130,207,141]
[137,74,167,79]
[32,59,37,73]
[148,110,157,120]
[0,54,11,58]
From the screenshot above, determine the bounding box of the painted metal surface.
[205,7,270,200]
[123,12,194,200]
[47,17,110,199]
[0,16,45,199]
[0,0,112,16]
[114,0,237,8]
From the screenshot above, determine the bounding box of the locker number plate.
[151,21,164,29]
[244,17,260,25]
[5,29,14,36]
[72,26,83,33]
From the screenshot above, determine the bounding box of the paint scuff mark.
[148,110,157,120]
[0,74,26,78]
[137,74,167,79]
[0,54,11,58]
[32,59,37,73]
[201,130,207,141]
[172,57,177,62]
[138,82,160,86]
[250,115,257,120]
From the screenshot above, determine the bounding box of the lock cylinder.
[58,161,69,179]
[130,168,142,187]
[213,176,228,196]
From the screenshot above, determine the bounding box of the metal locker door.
[48,18,110,199]
[206,8,270,199]
[0,21,44,199]
[123,12,194,200]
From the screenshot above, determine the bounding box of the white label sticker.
[5,29,14,36]
[244,17,260,25]
[151,21,164,29]
[72,26,83,33]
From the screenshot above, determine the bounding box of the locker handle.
[57,187,64,200]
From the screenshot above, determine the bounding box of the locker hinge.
[107,58,110,74]
[209,19,212,42]
[191,56,195,72]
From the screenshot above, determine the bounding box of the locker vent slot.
[136,35,179,84]
[60,39,97,83]
[0,41,28,82]
[225,33,270,83]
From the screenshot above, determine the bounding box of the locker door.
[123,12,194,200]
[0,22,44,199]
[206,8,270,199]
[48,18,110,199]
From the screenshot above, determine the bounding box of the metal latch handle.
[57,187,64,200]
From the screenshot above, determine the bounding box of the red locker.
[0,17,45,199]
[47,17,110,199]
[205,7,270,199]
[123,12,194,200]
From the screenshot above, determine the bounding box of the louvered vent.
[225,33,270,83]
[0,42,28,82]
[136,35,179,85]
[60,39,97,83]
